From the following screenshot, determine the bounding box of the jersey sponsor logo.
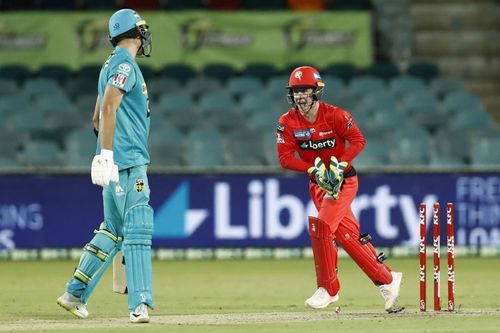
[118,63,131,73]
[104,53,116,68]
[319,130,333,137]
[276,133,285,144]
[277,124,285,133]
[115,184,125,197]
[344,114,353,129]
[135,179,145,192]
[293,129,311,139]
[299,138,336,150]
[112,73,128,88]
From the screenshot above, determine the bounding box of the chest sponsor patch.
[112,73,128,88]
[319,130,333,137]
[293,129,311,139]
[277,123,285,133]
[299,138,336,150]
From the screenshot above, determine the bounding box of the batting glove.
[91,149,119,187]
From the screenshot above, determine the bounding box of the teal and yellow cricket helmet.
[108,9,152,57]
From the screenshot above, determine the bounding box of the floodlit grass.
[0,257,499,332]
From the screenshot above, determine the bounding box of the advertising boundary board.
[1,172,498,250]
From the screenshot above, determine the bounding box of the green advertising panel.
[0,11,372,71]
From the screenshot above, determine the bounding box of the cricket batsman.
[57,8,154,323]
[276,66,404,313]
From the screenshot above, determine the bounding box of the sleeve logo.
[344,114,353,129]
[113,73,128,88]
[118,63,131,73]
[347,117,353,129]
[276,133,285,144]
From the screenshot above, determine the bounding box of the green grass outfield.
[1,257,499,332]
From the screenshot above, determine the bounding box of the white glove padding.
[91,149,119,187]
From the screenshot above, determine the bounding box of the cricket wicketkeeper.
[276,66,404,313]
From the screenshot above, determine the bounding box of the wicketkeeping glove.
[307,157,336,196]
[329,156,348,200]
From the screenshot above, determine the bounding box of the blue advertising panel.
[0,173,499,249]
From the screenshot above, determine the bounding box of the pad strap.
[68,222,121,296]
[94,221,123,244]
[336,224,392,285]
[84,243,109,261]
[74,269,92,284]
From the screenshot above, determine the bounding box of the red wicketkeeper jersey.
[276,102,366,173]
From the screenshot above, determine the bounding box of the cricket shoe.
[57,291,89,319]
[305,287,340,309]
[379,271,404,313]
[130,303,150,323]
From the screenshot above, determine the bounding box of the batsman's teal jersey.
[97,46,150,170]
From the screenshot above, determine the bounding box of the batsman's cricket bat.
[112,250,127,294]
